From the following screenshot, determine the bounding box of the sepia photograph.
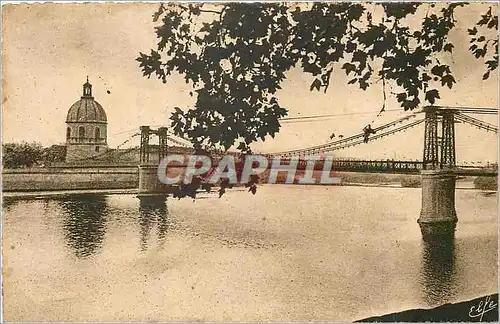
[1,1,499,322]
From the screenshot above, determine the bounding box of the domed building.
[65,77,108,162]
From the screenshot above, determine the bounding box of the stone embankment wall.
[2,165,138,192]
[3,165,494,192]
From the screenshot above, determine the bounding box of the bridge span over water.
[75,105,498,238]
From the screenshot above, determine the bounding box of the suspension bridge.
[87,105,497,175]
[70,104,497,236]
[118,105,495,238]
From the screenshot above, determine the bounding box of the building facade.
[66,78,108,162]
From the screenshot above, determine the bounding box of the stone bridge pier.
[138,164,174,196]
[418,170,457,237]
[417,107,457,238]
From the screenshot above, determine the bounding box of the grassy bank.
[269,171,491,189]
[474,176,498,190]
[270,170,420,187]
[337,172,420,186]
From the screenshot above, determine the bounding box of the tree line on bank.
[2,142,66,169]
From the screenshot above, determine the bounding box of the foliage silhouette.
[2,142,67,168]
[138,3,498,153]
[138,3,498,198]
[2,142,44,168]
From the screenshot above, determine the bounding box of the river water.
[2,185,498,322]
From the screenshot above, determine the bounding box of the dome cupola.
[66,77,107,123]
[65,77,108,162]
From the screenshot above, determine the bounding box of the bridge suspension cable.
[323,118,425,152]
[430,106,499,115]
[280,108,403,123]
[277,118,425,156]
[271,113,419,156]
[454,112,498,133]
[136,127,193,148]
[166,134,193,148]
[71,132,140,162]
[110,105,498,161]
[166,130,193,147]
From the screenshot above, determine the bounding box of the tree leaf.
[441,74,456,89]
[443,43,454,53]
[396,92,407,102]
[309,78,322,91]
[342,62,357,76]
[425,89,440,104]
[467,27,478,35]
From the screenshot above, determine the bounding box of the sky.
[2,2,499,163]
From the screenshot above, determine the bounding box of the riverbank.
[2,167,496,193]
[2,188,138,199]
[356,293,498,322]
[3,182,496,200]
[2,166,138,192]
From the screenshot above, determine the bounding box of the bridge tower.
[419,107,457,238]
[138,126,171,196]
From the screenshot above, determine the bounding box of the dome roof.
[66,78,107,123]
[66,98,107,123]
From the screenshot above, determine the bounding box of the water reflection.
[138,196,169,251]
[57,195,108,258]
[420,234,457,307]
[2,197,19,212]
